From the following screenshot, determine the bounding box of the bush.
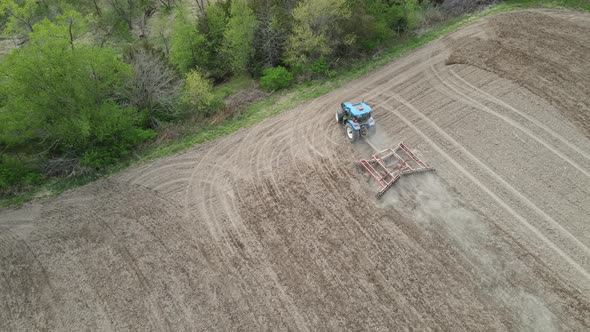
[310,58,336,78]
[181,69,221,116]
[79,128,157,169]
[260,66,293,91]
[0,155,44,192]
[79,103,157,169]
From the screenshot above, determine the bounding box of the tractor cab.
[341,102,373,123]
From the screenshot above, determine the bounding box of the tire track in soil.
[95,215,170,331]
[320,61,508,326]
[269,95,502,329]
[447,65,590,160]
[378,94,590,288]
[263,95,419,327]
[427,61,590,177]
[194,118,311,330]
[3,9,590,331]
[0,229,63,330]
[422,61,590,248]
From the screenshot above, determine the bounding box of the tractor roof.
[342,102,372,117]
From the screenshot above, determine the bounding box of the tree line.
[0,0,482,193]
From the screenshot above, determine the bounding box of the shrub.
[260,66,293,91]
[79,103,157,169]
[181,69,220,116]
[310,58,336,78]
[0,155,44,192]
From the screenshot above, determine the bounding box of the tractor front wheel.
[336,109,344,125]
[345,123,359,142]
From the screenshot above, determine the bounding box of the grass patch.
[213,75,256,100]
[2,0,588,208]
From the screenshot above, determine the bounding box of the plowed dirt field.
[2,9,590,331]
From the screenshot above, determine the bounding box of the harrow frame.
[359,143,434,198]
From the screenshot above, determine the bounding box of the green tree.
[181,69,217,116]
[346,0,406,51]
[104,0,149,30]
[169,5,206,73]
[197,2,229,81]
[222,0,257,75]
[285,0,352,75]
[0,12,154,169]
[0,0,43,36]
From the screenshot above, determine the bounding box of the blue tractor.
[336,101,376,142]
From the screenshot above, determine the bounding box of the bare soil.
[2,9,590,331]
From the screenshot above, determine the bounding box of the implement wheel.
[345,123,359,142]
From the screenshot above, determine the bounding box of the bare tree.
[158,0,176,10]
[194,0,209,16]
[253,5,287,68]
[123,49,182,127]
[91,0,102,16]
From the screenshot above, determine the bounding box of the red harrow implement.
[359,143,434,198]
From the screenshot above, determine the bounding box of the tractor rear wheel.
[336,109,344,124]
[368,125,377,137]
[345,123,359,142]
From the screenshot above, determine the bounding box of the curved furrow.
[207,122,312,331]
[291,92,485,327]
[189,129,313,330]
[420,61,590,221]
[251,115,294,201]
[95,215,170,330]
[1,228,67,329]
[123,155,202,185]
[448,65,590,160]
[183,134,235,220]
[380,95,590,289]
[427,61,590,178]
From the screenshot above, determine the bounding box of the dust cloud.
[378,174,557,331]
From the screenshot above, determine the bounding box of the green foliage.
[405,0,425,30]
[198,3,229,81]
[222,0,258,74]
[103,0,150,30]
[181,69,219,116]
[80,108,157,168]
[0,154,43,192]
[169,5,206,73]
[310,58,336,78]
[0,0,41,36]
[260,66,293,91]
[251,4,290,72]
[285,0,352,76]
[2,0,589,205]
[347,0,406,51]
[0,12,152,169]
